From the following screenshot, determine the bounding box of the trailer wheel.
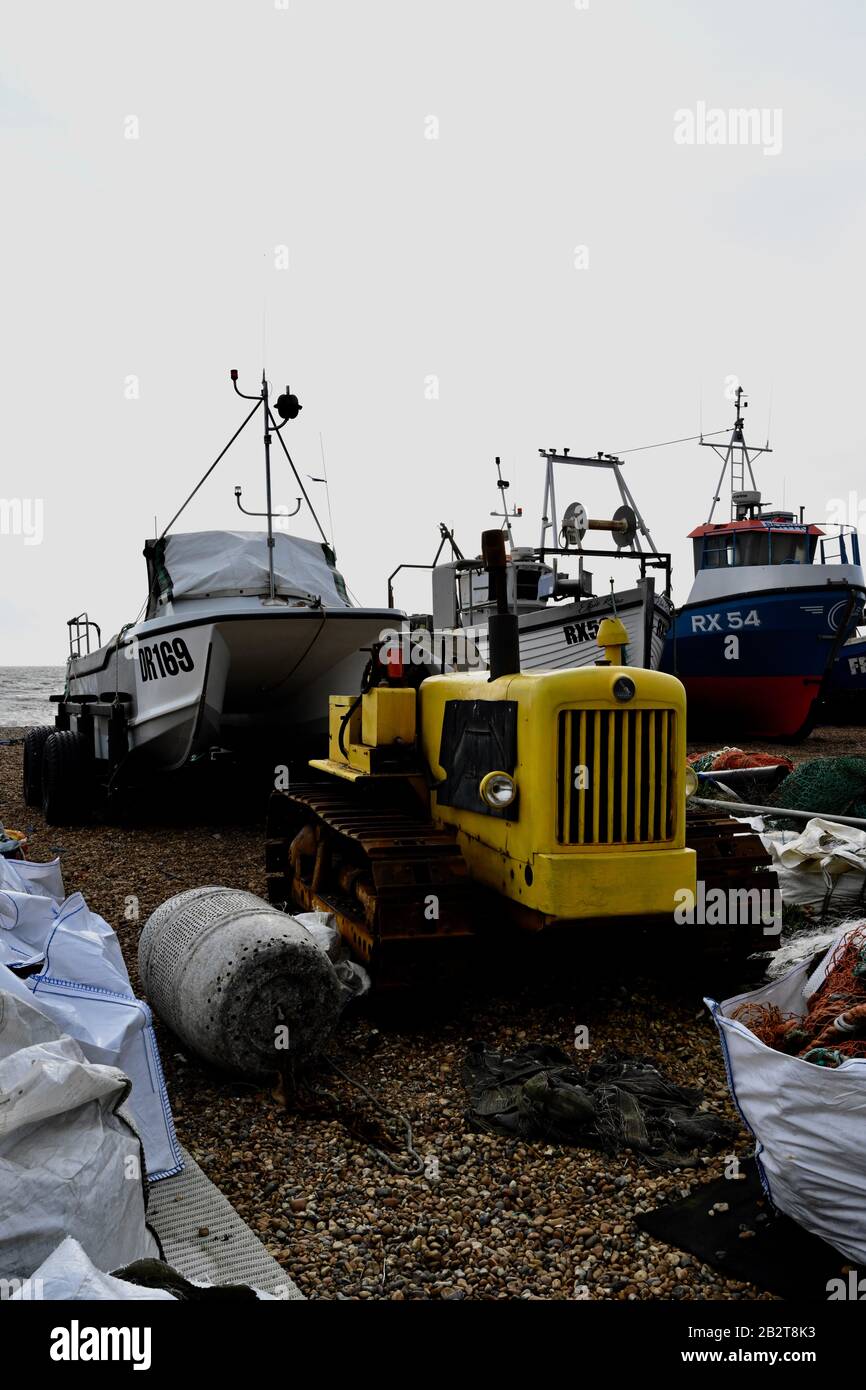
[41,730,89,825]
[22,725,53,807]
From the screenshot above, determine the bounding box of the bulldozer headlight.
[612,675,636,702]
[480,770,516,809]
[684,765,699,799]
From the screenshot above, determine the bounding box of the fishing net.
[688,747,794,773]
[732,925,866,1066]
[461,1043,735,1162]
[768,757,866,821]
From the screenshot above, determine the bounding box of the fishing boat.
[819,633,866,724]
[386,449,673,674]
[26,370,399,819]
[662,388,866,740]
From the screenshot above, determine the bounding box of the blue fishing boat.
[820,634,866,724]
[662,388,865,739]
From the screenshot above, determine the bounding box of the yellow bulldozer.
[265,532,774,978]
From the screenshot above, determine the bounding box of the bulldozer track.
[266,784,481,969]
[265,788,781,978]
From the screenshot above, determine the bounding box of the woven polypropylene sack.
[707,938,866,1263]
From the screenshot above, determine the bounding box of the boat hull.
[663,583,864,738]
[434,582,671,674]
[515,583,671,672]
[819,636,866,724]
[64,607,398,772]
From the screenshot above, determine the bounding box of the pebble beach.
[4,721,852,1301]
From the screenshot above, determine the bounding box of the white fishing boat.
[386,450,672,674]
[26,371,399,821]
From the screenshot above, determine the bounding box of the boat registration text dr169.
[138,637,196,682]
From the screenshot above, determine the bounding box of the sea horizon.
[0,666,66,728]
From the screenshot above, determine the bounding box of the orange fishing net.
[688,748,794,772]
[732,927,866,1067]
[713,750,794,772]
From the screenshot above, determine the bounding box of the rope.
[733,926,866,1065]
[323,1057,424,1176]
[289,1055,424,1177]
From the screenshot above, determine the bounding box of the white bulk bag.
[0,851,65,901]
[0,873,182,1182]
[0,990,159,1280]
[708,934,866,1263]
[759,818,866,918]
[10,1237,176,1301]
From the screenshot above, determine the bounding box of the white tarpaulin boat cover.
[0,990,159,1280]
[146,530,352,606]
[0,854,182,1181]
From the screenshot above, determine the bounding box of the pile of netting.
[688,747,794,773]
[733,925,866,1067]
[768,757,866,821]
[461,1043,735,1163]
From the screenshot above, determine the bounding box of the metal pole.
[262,372,276,601]
[707,439,732,525]
[494,457,515,550]
[693,796,866,832]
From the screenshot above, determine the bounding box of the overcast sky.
[2,0,865,663]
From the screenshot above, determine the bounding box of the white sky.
[2,0,865,662]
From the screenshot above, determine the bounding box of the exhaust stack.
[482,529,521,680]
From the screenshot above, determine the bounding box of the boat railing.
[819,524,862,567]
[67,612,102,659]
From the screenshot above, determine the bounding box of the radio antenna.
[319,433,336,551]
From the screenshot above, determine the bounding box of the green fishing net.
[769,757,866,821]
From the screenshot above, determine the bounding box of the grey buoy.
[138,887,343,1076]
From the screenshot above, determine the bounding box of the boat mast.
[261,372,277,601]
[490,456,522,550]
[160,370,329,569]
[703,385,772,523]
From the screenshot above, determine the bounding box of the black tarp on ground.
[462,1044,735,1161]
[635,1159,851,1300]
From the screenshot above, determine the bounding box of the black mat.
[635,1159,850,1300]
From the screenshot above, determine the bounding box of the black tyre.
[22,725,53,807]
[41,730,89,825]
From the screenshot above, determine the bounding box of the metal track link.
[266,784,480,969]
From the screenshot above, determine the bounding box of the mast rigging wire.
[612,425,732,456]
[159,399,262,539]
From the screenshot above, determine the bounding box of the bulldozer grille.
[556,708,676,845]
